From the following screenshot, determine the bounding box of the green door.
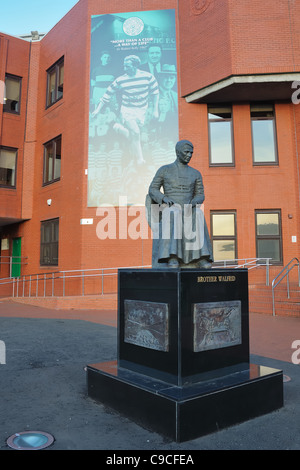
[11,237,21,278]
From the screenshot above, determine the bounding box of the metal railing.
[272,258,300,316]
[212,258,271,285]
[0,258,272,299]
[0,256,28,277]
[0,265,151,298]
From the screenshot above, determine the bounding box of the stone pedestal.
[87,268,283,442]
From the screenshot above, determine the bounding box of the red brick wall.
[82,0,178,270]
[199,102,300,271]
[21,0,91,275]
[178,0,232,97]
[0,34,30,221]
[1,0,299,288]
[22,41,41,222]
[229,0,300,75]
[179,0,300,97]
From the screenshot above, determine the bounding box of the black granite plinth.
[87,268,283,442]
[118,268,249,385]
[87,360,283,442]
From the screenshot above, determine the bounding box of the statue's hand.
[162,196,175,206]
[190,197,204,207]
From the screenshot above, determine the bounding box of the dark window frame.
[3,74,22,114]
[251,103,278,166]
[210,210,237,263]
[0,146,18,189]
[208,105,235,167]
[255,209,282,265]
[46,57,64,108]
[43,135,62,186]
[40,218,59,266]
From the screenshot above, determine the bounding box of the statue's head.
[175,140,194,164]
[175,140,193,153]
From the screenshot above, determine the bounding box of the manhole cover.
[7,431,54,450]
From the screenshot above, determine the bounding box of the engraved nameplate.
[124,300,169,352]
[193,300,242,352]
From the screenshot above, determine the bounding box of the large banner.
[88,10,179,207]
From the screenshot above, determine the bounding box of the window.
[40,218,59,266]
[255,210,282,264]
[0,147,17,188]
[208,105,234,165]
[3,74,22,113]
[211,211,237,262]
[43,136,61,185]
[251,104,278,164]
[46,57,64,107]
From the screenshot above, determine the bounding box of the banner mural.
[88,9,179,207]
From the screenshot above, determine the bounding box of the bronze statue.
[147,139,213,268]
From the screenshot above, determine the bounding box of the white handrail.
[272,258,300,316]
[0,258,272,298]
[212,258,271,285]
[0,265,151,298]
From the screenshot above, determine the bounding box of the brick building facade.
[0,0,300,303]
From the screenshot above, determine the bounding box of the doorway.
[11,237,21,278]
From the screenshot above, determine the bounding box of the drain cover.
[7,431,54,450]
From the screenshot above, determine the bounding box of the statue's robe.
[147,161,213,267]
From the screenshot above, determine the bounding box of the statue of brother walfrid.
[146,139,213,269]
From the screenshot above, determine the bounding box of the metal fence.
[213,257,271,285]
[0,266,150,298]
[0,256,28,277]
[0,258,272,299]
[272,257,300,315]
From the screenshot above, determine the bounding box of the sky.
[0,0,79,37]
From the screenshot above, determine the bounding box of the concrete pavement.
[0,299,299,450]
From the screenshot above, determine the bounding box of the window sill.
[2,112,21,121]
[42,178,61,187]
[209,163,235,168]
[253,162,279,167]
[0,185,17,190]
[44,98,64,115]
[39,265,59,268]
